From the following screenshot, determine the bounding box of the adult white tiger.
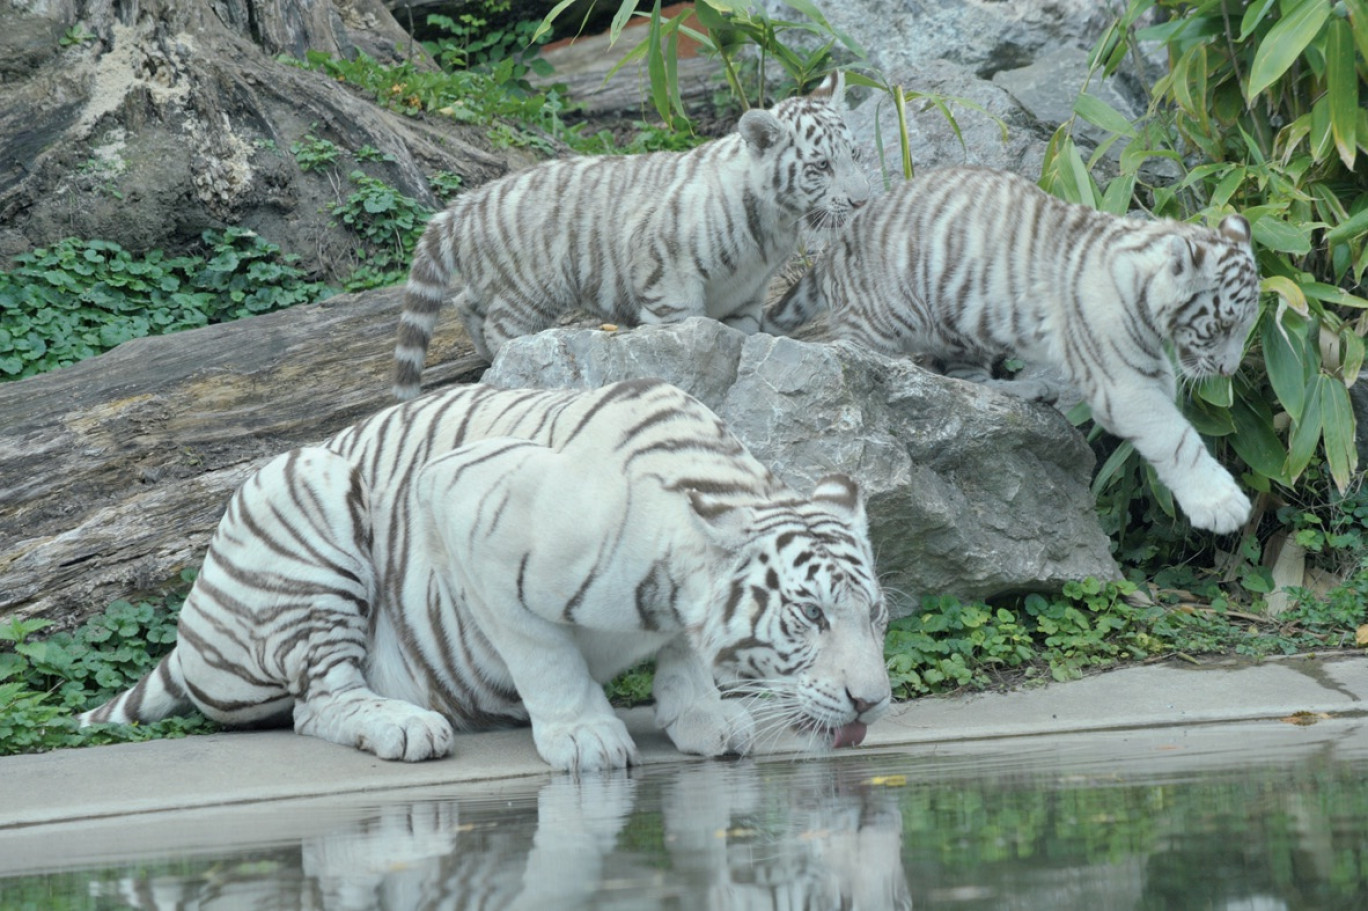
[81,379,892,772]
[392,72,869,399]
[764,166,1261,535]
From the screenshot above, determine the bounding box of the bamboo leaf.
[1239,0,1279,40]
[532,0,587,43]
[1343,0,1368,63]
[1091,440,1136,497]
[1284,371,1324,482]
[1230,394,1291,482]
[609,0,638,46]
[1073,94,1136,137]
[1325,205,1368,245]
[1341,326,1365,385]
[647,3,671,125]
[1247,0,1332,99]
[1262,308,1313,421]
[1263,274,1309,316]
[1325,18,1358,169]
[1252,216,1313,254]
[1319,375,1359,492]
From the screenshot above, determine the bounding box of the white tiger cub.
[392,72,869,399]
[764,166,1261,534]
[81,379,892,772]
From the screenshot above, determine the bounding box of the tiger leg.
[416,439,640,772]
[471,293,558,361]
[451,289,493,362]
[652,637,756,758]
[1092,387,1250,533]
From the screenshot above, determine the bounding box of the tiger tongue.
[831,721,868,749]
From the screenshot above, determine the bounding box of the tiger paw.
[1178,471,1251,534]
[533,715,639,773]
[296,696,455,762]
[663,701,756,758]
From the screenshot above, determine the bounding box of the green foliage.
[424,10,555,83]
[884,579,1158,697]
[1043,0,1367,555]
[329,171,433,291]
[289,133,343,172]
[0,230,331,380]
[0,574,216,756]
[604,661,656,706]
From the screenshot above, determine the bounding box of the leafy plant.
[0,575,217,756]
[289,133,343,172]
[328,171,433,291]
[1041,0,1367,558]
[424,10,555,87]
[0,229,330,380]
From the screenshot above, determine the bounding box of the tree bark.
[0,287,484,628]
[0,0,528,276]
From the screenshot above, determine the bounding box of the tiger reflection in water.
[90,760,911,910]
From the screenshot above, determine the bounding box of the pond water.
[5,716,1368,910]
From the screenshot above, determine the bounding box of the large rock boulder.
[485,318,1119,612]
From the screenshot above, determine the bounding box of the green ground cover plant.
[0,573,217,757]
[0,229,330,380]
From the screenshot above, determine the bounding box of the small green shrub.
[0,229,331,380]
[0,575,216,756]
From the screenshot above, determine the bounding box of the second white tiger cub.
[393,72,868,399]
[764,166,1261,534]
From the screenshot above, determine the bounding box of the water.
[5,717,1368,910]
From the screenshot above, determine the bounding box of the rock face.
[486,319,1119,613]
[754,0,1140,179]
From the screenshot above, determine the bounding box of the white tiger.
[392,72,869,399]
[81,379,892,772]
[763,166,1261,535]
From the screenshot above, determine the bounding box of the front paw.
[533,715,639,773]
[1178,469,1251,534]
[663,701,756,758]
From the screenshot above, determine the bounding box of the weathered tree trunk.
[0,288,484,628]
[0,0,529,277]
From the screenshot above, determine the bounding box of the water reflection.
[74,758,911,911]
[12,723,1368,910]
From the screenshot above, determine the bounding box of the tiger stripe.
[81,380,891,770]
[764,165,1260,534]
[392,73,869,399]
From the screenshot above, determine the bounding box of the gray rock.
[485,319,1119,614]
[761,0,1114,76]
[849,57,1049,183]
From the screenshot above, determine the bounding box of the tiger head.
[1165,214,1260,380]
[690,474,892,749]
[737,71,870,233]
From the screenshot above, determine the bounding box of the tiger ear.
[1167,235,1207,277]
[811,473,867,527]
[739,109,784,153]
[1219,213,1252,247]
[687,491,754,551]
[806,70,847,110]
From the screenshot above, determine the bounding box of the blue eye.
[800,602,826,625]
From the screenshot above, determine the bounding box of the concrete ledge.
[1,653,1363,834]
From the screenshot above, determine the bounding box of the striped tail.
[393,210,457,401]
[761,265,827,335]
[79,648,193,726]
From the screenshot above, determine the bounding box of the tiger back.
[764,166,1261,534]
[392,73,869,399]
[82,379,891,773]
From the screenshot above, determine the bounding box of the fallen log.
[0,287,484,628]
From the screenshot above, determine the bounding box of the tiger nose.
[848,691,877,715]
